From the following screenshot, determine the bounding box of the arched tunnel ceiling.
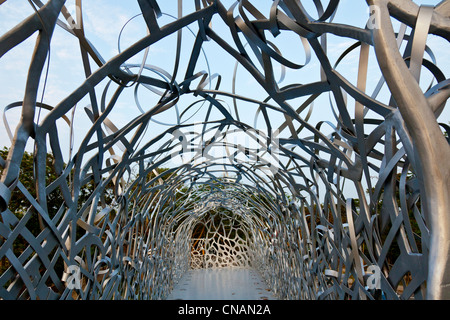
[0,0,449,300]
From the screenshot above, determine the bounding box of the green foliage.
[0,147,63,219]
[0,147,114,275]
[0,147,63,273]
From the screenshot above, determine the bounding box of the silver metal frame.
[0,0,449,300]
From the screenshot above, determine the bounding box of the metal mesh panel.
[0,0,449,300]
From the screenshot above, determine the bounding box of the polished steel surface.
[0,0,449,300]
[167,267,276,300]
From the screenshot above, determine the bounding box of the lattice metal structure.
[189,203,252,269]
[0,0,449,300]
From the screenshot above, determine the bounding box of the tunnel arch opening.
[0,0,447,301]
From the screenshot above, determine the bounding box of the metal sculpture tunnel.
[0,0,449,300]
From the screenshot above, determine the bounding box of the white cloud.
[0,1,34,34]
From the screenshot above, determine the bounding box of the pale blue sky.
[0,1,448,199]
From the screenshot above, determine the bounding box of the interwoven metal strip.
[190,209,252,269]
[0,0,449,300]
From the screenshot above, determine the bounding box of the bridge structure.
[0,0,449,300]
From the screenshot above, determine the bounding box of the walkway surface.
[166,267,277,300]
